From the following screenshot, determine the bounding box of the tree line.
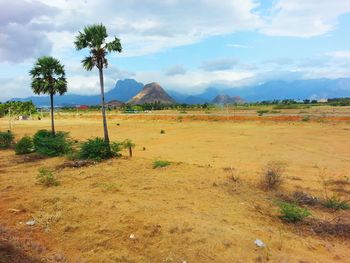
[0,101,37,118]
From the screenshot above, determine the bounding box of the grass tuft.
[153,160,171,169]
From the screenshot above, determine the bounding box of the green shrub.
[278,201,311,223]
[153,160,171,169]
[78,137,121,161]
[37,167,59,187]
[15,136,34,155]
[33,129,72,157]
[323,196,350,210]
[257,110,269,116]
[0,131,14,149]
[302,116,310,122]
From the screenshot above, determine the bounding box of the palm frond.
[82,56,96,71]
[106,37,122,53]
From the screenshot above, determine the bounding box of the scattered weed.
[323,195,350,210]
[37,168,59,187]
[160,129,165,134]
[100,182,119,192]
[261,162,285,190]
[153,160,171,169]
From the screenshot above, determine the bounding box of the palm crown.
[29,56,67,95]
[74,24,122,71]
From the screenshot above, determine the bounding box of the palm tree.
[30,56,67,135]
[74,24,122,144]
[123,139,135,158]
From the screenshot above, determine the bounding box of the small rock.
[254,239,265,248]
[129,234,135,239]
[26,219,36,226]
[8,208,21,213]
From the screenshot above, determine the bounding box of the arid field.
[1,112,350,262]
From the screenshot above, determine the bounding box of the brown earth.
[0,116,350,262]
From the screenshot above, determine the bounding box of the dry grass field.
[1,113,350,262]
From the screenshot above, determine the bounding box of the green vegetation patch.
[0,131,14,149]
[323,196,350,210]
[37,167,59,187]
[33,129,72,157]
[278,201,311,223]
[153,160,171,169]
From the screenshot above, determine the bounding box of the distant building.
[105,100,125,109]
[317,98,328,103]
[77,105,89,110]
[18,115,29,120]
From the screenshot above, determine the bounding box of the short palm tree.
[30,56,67,135]
[74,24,122,144]
[123,139,135,158]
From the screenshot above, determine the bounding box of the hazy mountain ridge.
[10,78,350,106]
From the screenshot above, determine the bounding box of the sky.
[1,0,350,101]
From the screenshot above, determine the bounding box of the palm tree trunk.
[98,67,110,144]
[50,93,55,135]
[129,147,132,158]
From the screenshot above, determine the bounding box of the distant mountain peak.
[106,79,143,102]
[128,82,176,105]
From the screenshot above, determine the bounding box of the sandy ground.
[0,116,350,262]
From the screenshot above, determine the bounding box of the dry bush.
[292,191,319,206]
[260,161,285,190]
[223,166,240,182]
[319,169,350,210]
[303,216,350,238]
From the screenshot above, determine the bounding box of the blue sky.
[1,0,350,101]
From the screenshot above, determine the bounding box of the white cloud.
[326,51,350,59]
[200,58,240,71]
[35,0,262,57]
[0,0,57,62]
[226,44,251,49]
[0,76,32,101]
[165,65,187,76]
[261,0,350,37]
[2,0,350,101]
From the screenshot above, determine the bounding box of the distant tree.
[74,24,122,144]
[30,56,67,135]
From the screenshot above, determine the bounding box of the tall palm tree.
[30,56,67,135]
[74,24,122,144]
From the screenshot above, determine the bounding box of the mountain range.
[10,78,350,106]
